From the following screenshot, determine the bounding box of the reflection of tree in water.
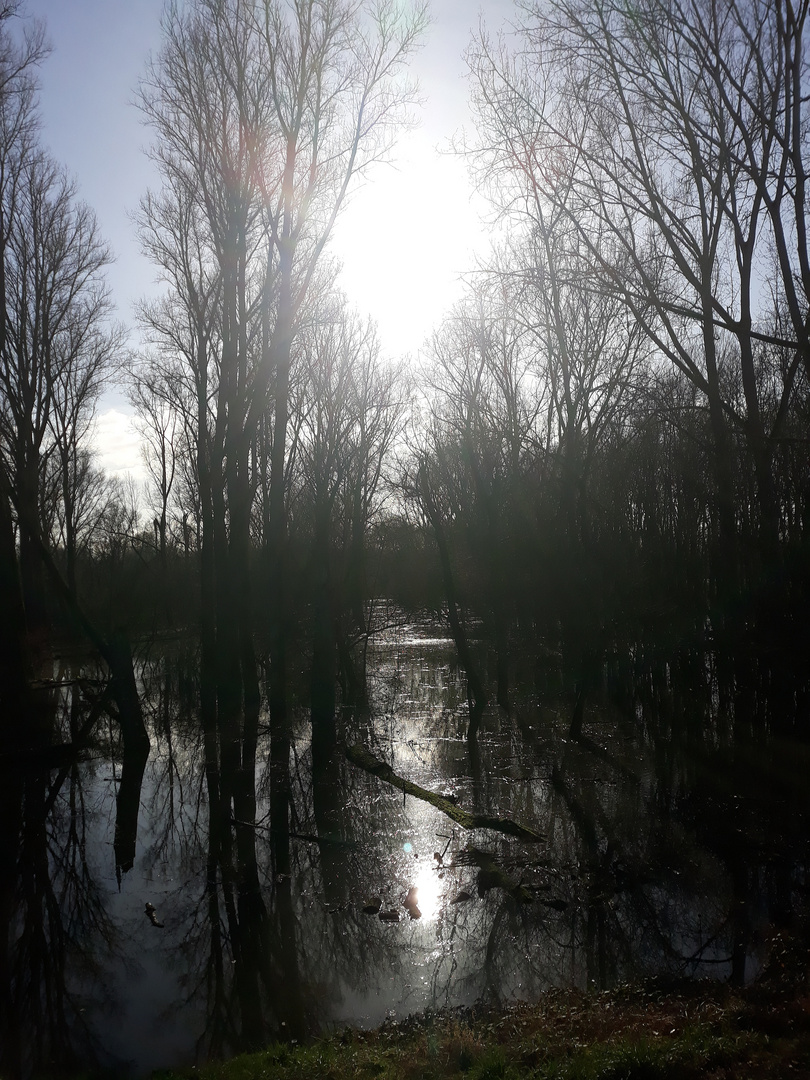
[130,679,307,1059]
[338,631,810,1005]
[126,650,810,1036]
[140,652,578,1047]
[167,717,426,1057]
[538,715,810,991]
[284,734,416,1017]
[4,637,810,1074]
[0,757,120,1077]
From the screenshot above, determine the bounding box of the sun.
[332,131,488,357]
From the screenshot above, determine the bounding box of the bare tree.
[128,361,180,569]
[411,281,541,728]
[137,0,427,752]
[292,297,408,729]
[0,3,46,714]
[0,151,115,627]
[136,183,223,726]
[466,0,808,636]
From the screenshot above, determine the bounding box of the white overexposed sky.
[23,0,516,476]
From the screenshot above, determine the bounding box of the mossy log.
[345,743,544,842]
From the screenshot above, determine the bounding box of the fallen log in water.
[345,743,544,843]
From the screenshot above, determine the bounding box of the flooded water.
[2,618,810,1076]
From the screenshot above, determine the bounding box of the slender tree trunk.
[196,336,218,738]
[229,449,260,843]
[495,617,509,712]
[267,247,294,741]
[701,289,738,629]
[16,456,47,640]
[60,450,78,598]
[419,465,486,738]
[736,256,781,573]
[310,505,337,741]
[347,483,368,636]
[108,629,150,752]
[0,487,30,729]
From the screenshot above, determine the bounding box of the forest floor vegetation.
[150,922,810,1080]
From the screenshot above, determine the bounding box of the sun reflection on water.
[409,860,443,921]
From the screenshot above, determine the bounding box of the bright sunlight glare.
[410,858,444,921]
[332,131,489,357]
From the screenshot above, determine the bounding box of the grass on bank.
[153,955,810,1080]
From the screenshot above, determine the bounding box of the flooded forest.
[2,0,810,1075]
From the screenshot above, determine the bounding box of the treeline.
[1,0,810,764]
[418,0,810,733]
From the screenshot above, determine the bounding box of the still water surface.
[2,618,809,1076]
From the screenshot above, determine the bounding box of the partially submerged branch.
[345,743,544,842]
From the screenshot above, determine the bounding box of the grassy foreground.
[156,928,810,1080]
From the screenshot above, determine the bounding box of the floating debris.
[379,909,400,923]
[404,886,422,919]
[451,890,473,904]
[144,902,164,928]
[362,898,383,915]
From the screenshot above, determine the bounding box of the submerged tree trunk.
[569,649,601,741]
[310,510,337,742]
[108,630,150,751]
[113,739,150,883]
[418,465,486,739]
[0,488,31,730]
[3,462,149,752]
[16,458,48,641]
[494,617,510,713]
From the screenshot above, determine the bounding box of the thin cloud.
[93,408,143,477]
